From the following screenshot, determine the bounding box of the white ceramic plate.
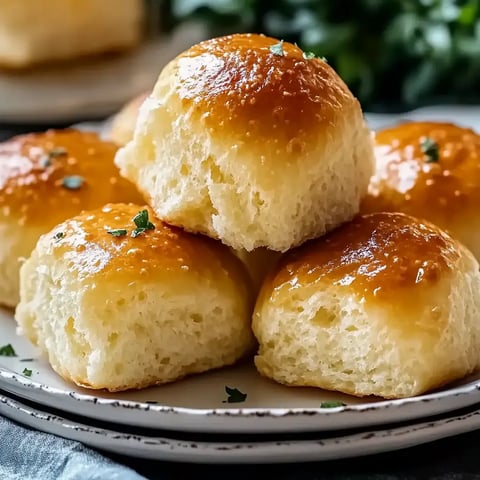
[1,389,480,463]
[2,310,480,435]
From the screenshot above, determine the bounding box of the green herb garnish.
[0,344,17,357]
[62,175,84,190]
[131,209,155,237]
[269,40,285,56]
[223,386,247,403]
[302,51,327,62]
[22,368,32,377]
[54,231,64,241]
[40,147,67,168]
[49,147,68,158]
[420,137,439,163]
[106,210,155,239]
[320,401,346,408]
[108,229,127,237]
[40,156,52,168]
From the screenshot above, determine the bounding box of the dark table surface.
[2,122,480,480]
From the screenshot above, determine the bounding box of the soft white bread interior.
[0,0,143,68]
[361,121,480,261]
[16,204,255,392]
[115,33,374,252]
[232,248,281,293]
[110,92,149,146]
[253,212,480,399]
[0,129,143,308]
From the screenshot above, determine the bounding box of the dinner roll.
[0,0,143,68]
[110,92,149,146]
[0,129,143,307]
[115,33,374,252]
[233,248,281,293]
[16,204,254,392]
[253,212,480,399]
[361,122,480,259]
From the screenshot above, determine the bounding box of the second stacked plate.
[2,307,480,463]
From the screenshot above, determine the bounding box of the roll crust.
[361,121,480,258]
[174,34,356,149]
[0,129,143,307]
[116,33,374,252]
[110,91,149,146]
[16,203,254,392]
[271,212,460,303]
[0,129,144,227]
[254,212,480,398]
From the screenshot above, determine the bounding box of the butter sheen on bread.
[253,212,480,399]
[361,122,480,260]
[115,33,375,252]
[0,129,143,307]
[16,204,255,392]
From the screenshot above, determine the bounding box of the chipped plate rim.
[2,389,480,463]
[2,365,480,434]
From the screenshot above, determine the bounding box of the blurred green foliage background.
[160,0,480,111]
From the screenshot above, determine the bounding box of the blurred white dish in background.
[0,0,142,69]
[365,106,480,132]
[0,25,206,124]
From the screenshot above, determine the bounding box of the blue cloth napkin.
[0,415,146,480]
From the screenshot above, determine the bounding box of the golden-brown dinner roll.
[115,33,374,252]
[253,212,480,399]
[110,91,149,146]
[0,0,143,68]
[16,203,254,392]
[0,129,143,307]
[361,122,480,259]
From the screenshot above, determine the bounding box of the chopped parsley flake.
[40,147,67,168]
[320,401,346,408]
[302,51,328,62]
[49,147,68,158]
[40,156,52,168]
[131,228,147,238]
[420,137,439,163]
[0,344,17,357]
[62,175,84,190]
[22,368,32,377]
[131,210,155,237]
[133,210,155,230]
[108,229,128,237]
[54,232,64,241]
[270,40,285,56]
[223,386,247,403]
[106,210,155,239]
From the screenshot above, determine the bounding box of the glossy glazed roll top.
[0,129,144,227]
[361,122,480,258]
[16,203,254,392]
[173,33,356,148]
[270,212,460,304]
[116,33,374,252]
[254,212,480,399]
[48,203,252,287]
